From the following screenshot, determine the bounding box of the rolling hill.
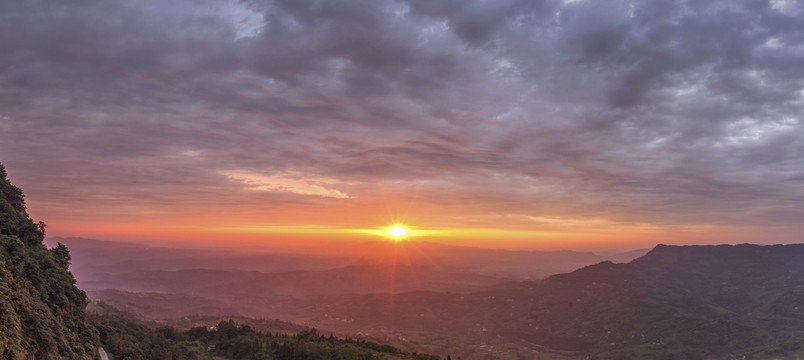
[308,244,804,359]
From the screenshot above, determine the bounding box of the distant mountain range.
[70,234,803,359]
[498,243,804,359]
[48,236,647,294]
[306,243,804,359]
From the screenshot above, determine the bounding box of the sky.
[1,0,803,250]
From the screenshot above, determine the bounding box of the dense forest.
[91,304,442,360]
[0,164,443,360]
[0,164,99,359]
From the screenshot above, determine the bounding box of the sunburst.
[387,225,407,238]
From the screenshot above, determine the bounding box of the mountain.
[0,164,99,359]
[50,236,629,289]
[309,243,804,359]
[54,235,644,317]
[484,243,804,358]
[44,236,355,285]
[65,236,648,336]
[80,240,804,359]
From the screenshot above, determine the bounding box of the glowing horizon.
[28,210,801,252]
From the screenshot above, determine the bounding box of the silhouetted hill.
[301,243,803,359]
[82,241,804,359]
[497,243,804,358]
[493,243,804,358]
[69,231,803,359]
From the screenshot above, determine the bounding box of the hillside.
[294,244,804,359]
[79,242,804,359]
[486,243,804,358]
[0,164,99,358]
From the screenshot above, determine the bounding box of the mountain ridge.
[85,242,804,359]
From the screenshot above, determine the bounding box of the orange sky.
[23,184,801,252]
[3,0,804,252]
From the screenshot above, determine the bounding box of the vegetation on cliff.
[0,164,99,359]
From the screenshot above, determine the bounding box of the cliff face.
[0,164,99,359]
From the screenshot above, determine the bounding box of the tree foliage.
[90,304,441,360]
[0,163,100,359]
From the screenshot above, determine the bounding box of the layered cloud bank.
[1,0,802,248]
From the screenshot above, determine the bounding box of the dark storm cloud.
[1,0,804,235]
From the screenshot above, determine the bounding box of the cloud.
[0,0,803,242]
[222,170,350,199]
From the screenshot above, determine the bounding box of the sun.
[387,225,407,238]
[354,223,416,241]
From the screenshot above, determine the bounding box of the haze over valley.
[38,235,802,359]
[48,237,645,319]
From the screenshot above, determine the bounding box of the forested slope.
[0,164,99,358]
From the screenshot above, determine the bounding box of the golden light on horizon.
[117,218,682,251]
